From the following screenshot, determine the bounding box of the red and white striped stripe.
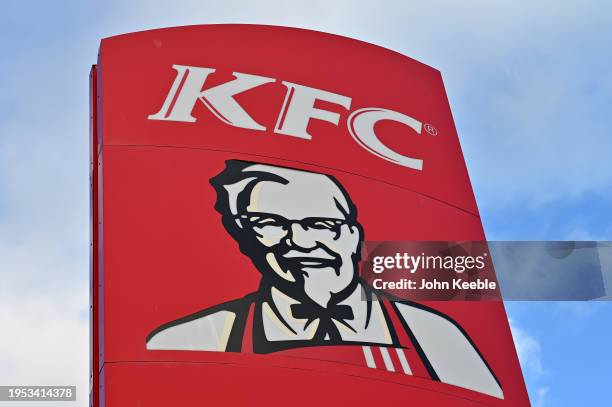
[361,346,412,375]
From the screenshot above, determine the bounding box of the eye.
[307,219,342,230]
[256,217,278,225]
[251,217,279,228]
[246,214,287,229]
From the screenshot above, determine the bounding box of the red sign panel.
[91,25,529,406]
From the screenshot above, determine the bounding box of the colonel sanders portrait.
[146,160,503,399]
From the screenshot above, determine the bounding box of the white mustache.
[282,248,336,260]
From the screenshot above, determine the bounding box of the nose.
[286,222,318,249]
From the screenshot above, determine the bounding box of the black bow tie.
[290,302,354,323]
[290,303,354,342]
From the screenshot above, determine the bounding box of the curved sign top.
[98,24,479,214]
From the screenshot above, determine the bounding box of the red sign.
[91,25,529,406]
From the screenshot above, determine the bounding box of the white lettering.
[148,65,435,171]
[347,107,424,171]
[148,64,275,130]
[274,82,351,139]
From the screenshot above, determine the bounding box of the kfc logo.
[146,160,503,399]
[148,65,430,171]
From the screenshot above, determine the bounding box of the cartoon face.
[211,162,363,306]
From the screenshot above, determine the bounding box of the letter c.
[373,278,383,289]
[347,108,423,171]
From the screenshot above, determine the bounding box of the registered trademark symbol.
[424,123,438,136]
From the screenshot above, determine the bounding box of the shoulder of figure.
[146,292,258,352]
[381,293,504,399]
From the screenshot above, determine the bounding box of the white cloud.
[534,386,549,407]
[0,289,88,407]
[509,317,552,406]
[510,318,544,378]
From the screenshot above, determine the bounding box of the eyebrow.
[241,212,347,222]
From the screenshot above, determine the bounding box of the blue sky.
[0,1,611,406]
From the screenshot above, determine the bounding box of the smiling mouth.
[281,256,339,270]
